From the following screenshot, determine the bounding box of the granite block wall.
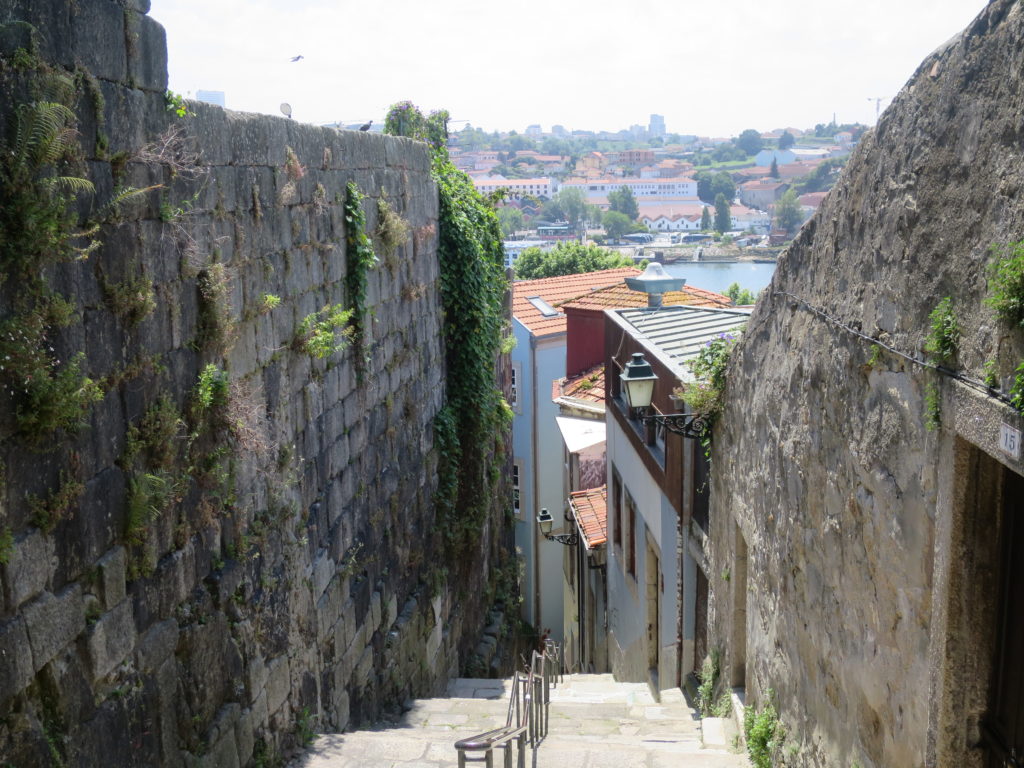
[0,1,511,765]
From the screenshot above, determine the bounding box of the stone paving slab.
[291,675,751,768]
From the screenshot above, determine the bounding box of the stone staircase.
[292,674,750,768]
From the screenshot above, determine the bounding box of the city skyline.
[152,0,987,137]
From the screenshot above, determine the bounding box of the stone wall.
[708,2,1024,766]
[0,1,511,765]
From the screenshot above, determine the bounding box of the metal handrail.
[454,640,562,767]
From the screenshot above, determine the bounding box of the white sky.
[151,0,988,137]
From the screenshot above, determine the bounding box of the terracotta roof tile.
[570,485,607,549]
[560,282,732,311]
[512,268,641,337]
[554,365,606,406]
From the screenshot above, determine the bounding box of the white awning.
[555,416,606,454]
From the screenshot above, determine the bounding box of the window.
[510,364,520,412]
[612,470,622,549]
[512,463,521,517]
[626,490,637,578]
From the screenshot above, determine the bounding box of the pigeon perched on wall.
[359,120,372,132]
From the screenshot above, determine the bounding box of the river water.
[662,261,777,295]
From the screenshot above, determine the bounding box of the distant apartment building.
[649,114,666,137]
[561,177,697,201]
[473,177,556,200]
[620,149,656,165]
[525,124,543,136]
[738,180,790,210]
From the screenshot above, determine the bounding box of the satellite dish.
[280,103,292,119]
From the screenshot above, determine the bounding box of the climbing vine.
[675,331,741,458]
[343,181,378,371]
[385,102,510,555]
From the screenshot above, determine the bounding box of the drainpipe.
[531,333,540,632]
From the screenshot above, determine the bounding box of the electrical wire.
[774,290,1014,407]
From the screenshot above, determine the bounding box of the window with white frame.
[512,463,521,517]
[510,363,521,413]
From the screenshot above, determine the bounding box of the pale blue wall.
[510,320,566,641]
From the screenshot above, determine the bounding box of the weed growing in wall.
[986,241,1024,327]
[29,469,84,534]
[744,694,784,768]
[102,272,156,328]
[376,196,411,270]
[120,395,188,554]
[343,181,378,367]
[195,262,235,353]
[924,297,959,365]
[295,304,354,359]
[0,94,104,444]
[258,293,281,315]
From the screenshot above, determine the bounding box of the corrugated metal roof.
[618,306,751,378]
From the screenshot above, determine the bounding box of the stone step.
[291,674,751,768]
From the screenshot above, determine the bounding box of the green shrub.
[987,241,1024,326]
[258,293,281,315]
[295,304,354,359]
[924,297,958,365]
[1010,361,1024,414]
[697,652,720,716]
[103,273,156,328]
[744,697,783,768]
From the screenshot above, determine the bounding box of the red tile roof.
[512,268,641,337]
[570,485,607,549]
[560,281,732,311]
[799,191,829,208]
[553,364,606,406]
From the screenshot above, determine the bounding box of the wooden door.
[985,469,1024,767]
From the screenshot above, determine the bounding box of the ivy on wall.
[344,181,378,372]
[385,102,511,555]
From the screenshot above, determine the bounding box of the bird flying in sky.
[289,55,304,62]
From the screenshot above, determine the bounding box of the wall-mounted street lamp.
[619,352,709,439]
[536,507,578,546]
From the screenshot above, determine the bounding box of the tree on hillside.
[514,241,635,279]
[700,206,712,231]
[774,189,803,232]
[769,158,779,179]
[585,204,604,228]
[539,198,564,222]
[695,170,713,203]
[602,210,633,242]
[497,206,524,238]
[778,131,795,150]
[795,159,843,194]
[725,282,758,305]
[608,186,639,220]
[711,171,735,202]
[714,193,732,233]
[736,129,763,156]
[554,188,586,232]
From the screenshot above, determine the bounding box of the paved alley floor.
[292,674,750,768]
